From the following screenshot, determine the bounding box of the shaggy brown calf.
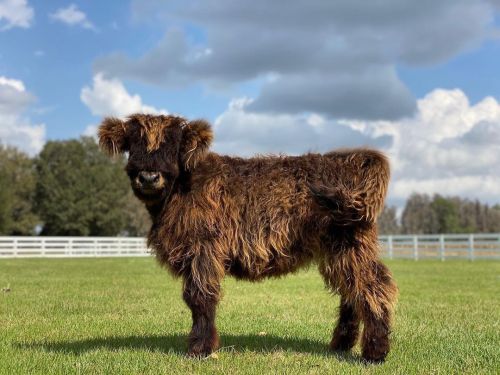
[98,114,398,363]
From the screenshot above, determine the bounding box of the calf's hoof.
[330,329,358,352]
[187,336,219,358]
[361,337,389,363]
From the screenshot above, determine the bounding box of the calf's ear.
[98,117,129,155]
[180,119,213,170]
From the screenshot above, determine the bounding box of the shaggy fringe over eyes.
[98,117,128,155]
[98,115,214,171]
[128,114,185,153]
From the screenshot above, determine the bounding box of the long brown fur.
[98,114,398,363]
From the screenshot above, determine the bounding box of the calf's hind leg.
[357,259,397,362]
[329,296,360,351]
[320,227,398,362]
[320,265,361,354]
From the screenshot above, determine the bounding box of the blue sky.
[0,1,257,140]
[1,0,499,206]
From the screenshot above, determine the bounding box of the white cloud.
[82,124,98,137]
[99,0,499,121]
[81,73,168,117]
[0,76,25,91]
[0,76,45,155]
[392,176,500,201]
[50,4,96,31]
[212,97,390,157]
[0,0,33,30]
[339,89,500,204]
[80,74,168,136]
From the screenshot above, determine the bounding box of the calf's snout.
[138,171,160,185]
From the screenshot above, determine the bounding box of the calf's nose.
[138,171,160,185]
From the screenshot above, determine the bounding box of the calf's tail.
[309,150,390,226]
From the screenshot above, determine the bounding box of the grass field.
[1,258,499,374]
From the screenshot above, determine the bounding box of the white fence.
[0,237,149,258]
[0,234,499,260]
[379,233,500,260]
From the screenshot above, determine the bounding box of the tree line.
[0,138,150,236]
[1,138,499,236]
[378,194,500,234]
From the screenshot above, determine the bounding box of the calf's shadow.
[18,333,362,364]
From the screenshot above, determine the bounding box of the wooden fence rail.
[0,234,499,260]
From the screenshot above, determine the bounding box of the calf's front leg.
[182,275,221,357]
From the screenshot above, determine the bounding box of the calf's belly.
[227,245,314,281]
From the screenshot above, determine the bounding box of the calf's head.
[98,114,213,205]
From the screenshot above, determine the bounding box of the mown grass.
[0,257,499,374]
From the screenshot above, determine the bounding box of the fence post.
[13,238,18,258]
[413,235,418,261]
[468,234,474,261]
[41,238,46,257]
[388,236,393,260]
[439,234,445,261]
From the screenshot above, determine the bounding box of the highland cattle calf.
[98,114,398,363]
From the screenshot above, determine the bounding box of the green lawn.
[1,258,499,374]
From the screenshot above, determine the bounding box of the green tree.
[0,145,39,235]
[35,137,131,236]
[457,198,477,233]
[378,205,400,234]
[473,200,500,233]
[0,167,13,233]
[123,189,151,236]
[401,193,438,234]
[431,195,461,233]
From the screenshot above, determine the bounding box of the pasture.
[1,258,498,374]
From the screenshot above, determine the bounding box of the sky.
[0,0,499,208]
